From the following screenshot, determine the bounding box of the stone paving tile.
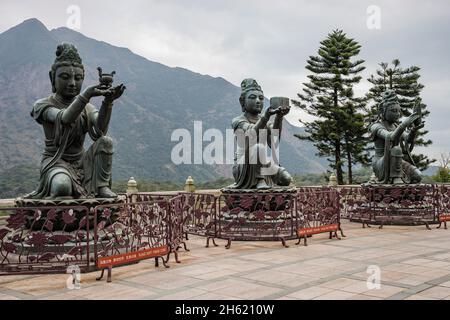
[277,275,321,288]
[177,265,219,276]
[242,252,302,264]
[286,286,334,300]
[200,258,269,272]
[240,269,306,285]
[190,292,239,300]
[313,290,358,300]
[192,269,240,280]
[196,279,246,292]
[425,261,450,269]
[0,274,68,296]
[302,257,353,267]
[275,296,297,300]
[392,275,432,287]
[404,295,438,300]
[440,281,450,288]
[416,286,450,299]
[0,275,36,285]
[363,284,406,298]
[156,288,208,300]
[319,278,364,290]
[0,293,20,300]
[380,270,414,282]
[212,282,283,300]
[54,282,156,300]
[348,294,382,300]
[340,281,372,294]
[429,253,450,260]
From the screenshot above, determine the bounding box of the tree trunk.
[333,88,343,185]
[347,151,353,185]
[335,140,344,185]
[345,138,353,185]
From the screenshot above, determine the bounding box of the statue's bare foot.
[256,179,270,190]
[392,178,404,185]
[97,187,117,198]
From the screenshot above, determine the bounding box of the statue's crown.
[241,78,262,94]
[381,89,398,106]
[54,43,82,65]
[379,89,399,117]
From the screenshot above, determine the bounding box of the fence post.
[184,176,196,193]
[328,174,337,187]
[127,177,138,203]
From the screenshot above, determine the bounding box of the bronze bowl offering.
[97,67,116,89]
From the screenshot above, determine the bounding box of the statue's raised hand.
[82,84,112,100]
[276,105,291,117]
[104,84,126,104]
[263,106,279,119]
[412,98,423,127]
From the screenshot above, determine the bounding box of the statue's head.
[239,78,264,114]
[49,43,84,99]
[379,90,401,123]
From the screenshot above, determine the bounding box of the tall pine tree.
[293,29,368,185]
[367,59,434,170]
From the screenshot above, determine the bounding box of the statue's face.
[244,90,264,115]
[385,103,402,123]
[54,65,84,99]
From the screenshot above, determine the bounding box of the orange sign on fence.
[439,215,450,222]
[298,223,339,237]
[97,246,169,268]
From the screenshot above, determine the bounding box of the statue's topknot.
[54,43,82,65]
[379,89,399,118]
[240,78,262,95]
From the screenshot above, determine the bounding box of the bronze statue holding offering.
[25,43,126,199]
[228,78,292,190]
[369,90,423,184]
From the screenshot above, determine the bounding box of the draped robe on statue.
[26,95,113,199]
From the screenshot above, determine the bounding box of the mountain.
[0,19,327,193]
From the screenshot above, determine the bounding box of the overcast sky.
[1,0,449,160]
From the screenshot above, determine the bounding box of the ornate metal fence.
[173,193,217,247]
[0,205,91,275]
[93,200,170,267]
[338,186,369,219]
[295,188,344,245]
[344,184,438,228]
[437,184,450,229]
[217,191,297,248]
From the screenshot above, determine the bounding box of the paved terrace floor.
[1,220,450,300]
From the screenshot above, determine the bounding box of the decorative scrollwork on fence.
[218,191,296,248]
[0,206,91,275]
[94,201,169,266]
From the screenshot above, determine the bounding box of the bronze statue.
[228,78,292,189]
[26,43,126,199]
[369,90,423,184]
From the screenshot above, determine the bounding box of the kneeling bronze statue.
[25,43,126,199]
[369,90,423,184]
[228,78,292,190]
